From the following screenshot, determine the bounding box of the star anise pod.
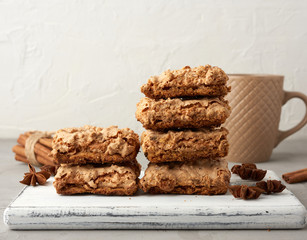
[256,180,286,194]
[231,163,256,174]
[40,165,58,176]
[231,163,267,181]
[20,164,51,186]
[229,185,265,200]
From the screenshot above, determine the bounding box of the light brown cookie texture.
[141,65,230,99]
[52,125,140,165]
[141,127,229,163]
[135,97,231,130]
[139,159,230,195]
[53,160,141,195]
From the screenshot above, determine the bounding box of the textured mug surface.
[224,74,307,163]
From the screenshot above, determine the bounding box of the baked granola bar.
[141,127,229,163]
[53,160,141,195]
[139,159,230,195]
[135,97,231,130]
[141,65,230,99]
[52,125,140,165]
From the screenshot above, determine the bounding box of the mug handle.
[274,91,307,147]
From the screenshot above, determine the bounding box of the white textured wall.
[1,0,307,140]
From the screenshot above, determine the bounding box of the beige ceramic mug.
[224,74,307,163]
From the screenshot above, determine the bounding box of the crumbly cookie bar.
[53,160,141,195]
[141,65,230,99]
[52,125,140,165]
[139,159,230,195]
[141,127,229,163]
[136,97,231,130]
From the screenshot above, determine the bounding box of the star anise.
[229,185,265,200]
[231,163,267,181]
[256,180,286,194]
[40,165,58,176]
[20,164,51,186]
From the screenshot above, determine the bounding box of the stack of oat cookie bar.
[136,65,232,195]
[52,125,141,195]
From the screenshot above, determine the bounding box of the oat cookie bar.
[139,159,230,195]
[136,97,231,130]
[52,125,140,165]
[141,127,229,163]
[53,160,141,195]
[141,65,230,99]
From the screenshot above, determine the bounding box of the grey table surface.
[0,138,306,240]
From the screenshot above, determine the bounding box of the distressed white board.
[4,170,306,230]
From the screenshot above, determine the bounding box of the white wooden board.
[4,170,306,230]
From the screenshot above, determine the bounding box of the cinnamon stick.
[24,132,52,149]
[15,153,51,166]
[39,138,52,149]
[12,145,54,166]
[282,168,307,184]
[17,134,53,160]
[15,153,28,164]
